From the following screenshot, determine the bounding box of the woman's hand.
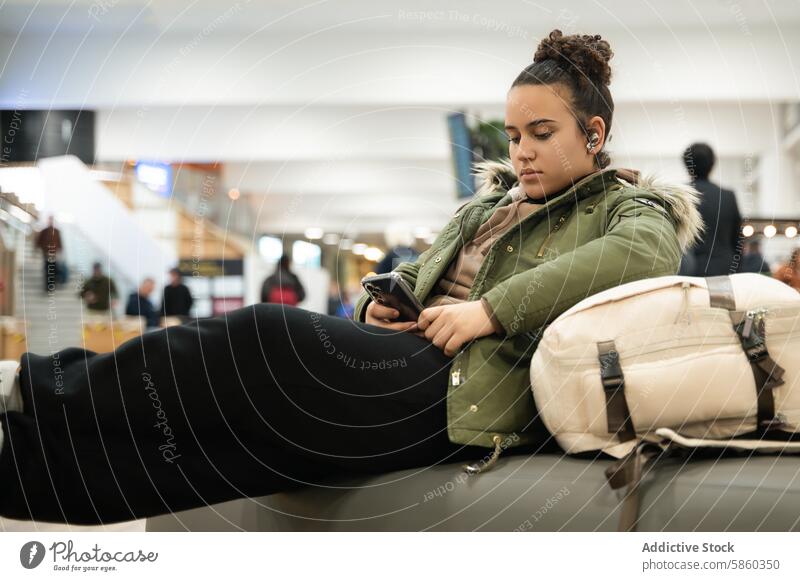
[416,301,496,357]
[365,301,420,333]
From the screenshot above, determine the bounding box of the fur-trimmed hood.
[473,158,703,252]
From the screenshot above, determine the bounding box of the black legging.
[0,304,490,525]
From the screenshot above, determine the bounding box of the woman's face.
[504,83,603,199]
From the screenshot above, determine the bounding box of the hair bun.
[533,29,613,87]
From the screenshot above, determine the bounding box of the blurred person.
[375,222,420,274]
[337,285,356,319]
[79,262,119,312]
[161,267,194,320]
[677,252,697,276]
[327,279,344,316]
[682,142,742,276]
[775,249,800,291]
[34,215,63,293]
[0,30,704,525]
[327,280,356,318]
[125,277,160,328]
[260,254,306,305]
[738,238,772,275]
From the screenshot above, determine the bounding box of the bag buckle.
[600,349,625,392]
[744,340,767,363]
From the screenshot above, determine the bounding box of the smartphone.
[361,272,424,322]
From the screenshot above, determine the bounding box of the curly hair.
[511,29,615,169]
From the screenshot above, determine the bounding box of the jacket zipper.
[450,344,507,475]
[450,341,472,386]
[536,211,571,258]
[462,434,504,475]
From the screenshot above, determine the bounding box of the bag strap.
[705,275,786,433]
[734,314,786,431]
[604,443,661,532]
[598,340,636,442]
[656,427,800,452]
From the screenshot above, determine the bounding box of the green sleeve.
[481,194,682,337]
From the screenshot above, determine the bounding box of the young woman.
[0,30,701,525]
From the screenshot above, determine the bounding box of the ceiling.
[1,0,800,35]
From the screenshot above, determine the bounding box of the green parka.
[355,161,703,452]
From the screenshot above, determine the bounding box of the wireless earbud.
[586,132,600,152]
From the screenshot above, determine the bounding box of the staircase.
[13,220,138,355]
[15,238,84,355]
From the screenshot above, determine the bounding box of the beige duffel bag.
[530,273,800,529]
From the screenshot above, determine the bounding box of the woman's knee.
[250,302,310,328]
[251,302,289,320]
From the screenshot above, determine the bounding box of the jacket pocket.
[608,210,642,230]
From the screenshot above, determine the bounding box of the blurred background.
[0,0,799,354]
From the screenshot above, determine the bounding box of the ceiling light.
[413,226,431,239]
[364,247,385,262]
[304,227,324,239]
